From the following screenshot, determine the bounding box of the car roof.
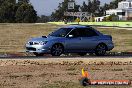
[63,25,90,29]
[60,25,102,36]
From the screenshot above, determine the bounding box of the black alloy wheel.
[51,44,64,56]
[95,44,107,56]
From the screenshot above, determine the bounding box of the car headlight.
[39,41,48,45]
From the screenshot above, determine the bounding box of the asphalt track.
[0,51,131,59]
[0,54,131,59]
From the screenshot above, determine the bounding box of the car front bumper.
[26,44,51,53]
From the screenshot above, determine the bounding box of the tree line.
[0,0,37,23]
[51,0,124,21]
[0,0,125,23]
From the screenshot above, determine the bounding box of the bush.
[103,14,119,22]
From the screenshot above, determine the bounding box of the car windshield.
[49,28,72,37]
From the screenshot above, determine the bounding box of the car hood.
[28,36,62,42]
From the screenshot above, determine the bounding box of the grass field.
[0,23,131,53]
[49,22,132,27]
[0,23,60,52]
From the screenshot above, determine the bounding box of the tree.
[87,0,92,13]
[51,0,80,21]
[18,0,29,3]
[80,0,125,17]
[81,0,101,17]
[108,0,124,9]
[15,3,37,23]
[81,1,88,12]
[0,0,15,6]
[0,0,37,23]
[0,1,17,22]
[37,15,50,23]
[90,0,101,16]
[103,14,119,21]
[101,3,109,15]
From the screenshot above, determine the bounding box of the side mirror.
[68,35,73,38]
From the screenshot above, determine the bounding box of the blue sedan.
[26,25,114,56]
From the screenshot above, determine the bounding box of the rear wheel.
[51,44,64,56]
[95,44,107,56]
[33,53,44,56]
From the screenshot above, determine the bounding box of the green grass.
[48,22,132,27]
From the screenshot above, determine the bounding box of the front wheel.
[95,44,107,56]
[51,44,64,56]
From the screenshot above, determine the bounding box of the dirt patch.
[0,23,60,52]
[0,58,131,88]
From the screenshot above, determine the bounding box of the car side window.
[69,29,80,37]
[71,28,91,37]
[83,28,98,37]
[76,28,86,37]
[69,28,98,37]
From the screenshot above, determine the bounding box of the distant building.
[94,16,106,22]
[95,0,132,21]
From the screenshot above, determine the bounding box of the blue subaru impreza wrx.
[26,25,114,56]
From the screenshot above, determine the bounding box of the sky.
[29,0,111,16]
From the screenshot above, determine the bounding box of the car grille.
[29,42,34,45]
[28,42,39,45]
[26,47,36,51]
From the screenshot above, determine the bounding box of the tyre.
[51,44,64,56]
[95,44,107,56]
[33,53,44,56]
[78,53,87,56]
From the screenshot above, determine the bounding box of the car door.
[80,28,99,50]
[65,28,83,52]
